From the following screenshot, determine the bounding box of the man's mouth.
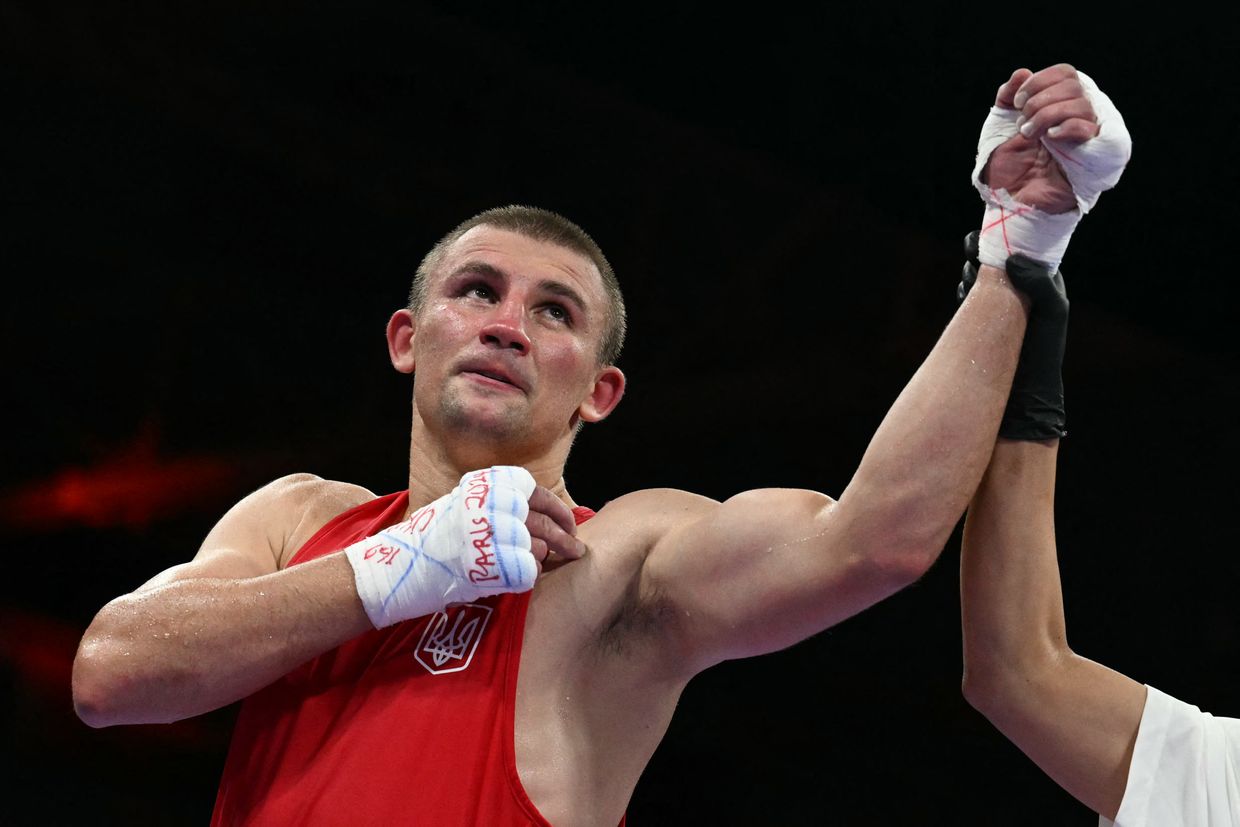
[460,367,525,392]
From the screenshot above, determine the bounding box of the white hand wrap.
[344,466,538,628]
[971,71,1132,271]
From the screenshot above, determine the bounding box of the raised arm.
[639,257,1027,673]
[960,440,1145,820]
[955,65,1144,820]
[72,470,583,727]
[637,64,1131,676]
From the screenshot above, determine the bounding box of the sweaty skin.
[74,65,1095,826]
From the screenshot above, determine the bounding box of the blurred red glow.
[0,609,78,694]
[1,441,241,531]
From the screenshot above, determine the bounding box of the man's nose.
[479,300,531,353]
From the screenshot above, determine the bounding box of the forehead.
[436,225,605,305]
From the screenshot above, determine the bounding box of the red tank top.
[211,491,604,826]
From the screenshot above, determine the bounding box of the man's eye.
[465,284,495,301]
[543,304,570,323]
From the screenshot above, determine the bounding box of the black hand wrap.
[959,231,1069,441]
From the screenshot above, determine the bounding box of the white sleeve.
[1100,685,1240,827]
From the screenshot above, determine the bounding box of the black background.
[5,3,1240,824]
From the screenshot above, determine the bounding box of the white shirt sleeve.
[1100,685,1240,827]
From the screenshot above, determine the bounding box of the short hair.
[409,205,626,365]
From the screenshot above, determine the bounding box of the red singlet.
[211,491,607,826]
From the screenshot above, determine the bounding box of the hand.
[345,466,581,628]
[984,65,1098,214]
[970,64,1129,271]
[526,485,587,573]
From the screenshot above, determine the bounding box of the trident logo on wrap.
[414,602,493,675]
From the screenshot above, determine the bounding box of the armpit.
[595,574,680,659]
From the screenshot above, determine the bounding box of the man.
[72,64,1122,824]
[958,72,1239,825]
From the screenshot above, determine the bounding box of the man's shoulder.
[259,474,377,568]
[257,473,376,520]
[580,488,724,565]
[561,487,721,579]
[591,486,720,529]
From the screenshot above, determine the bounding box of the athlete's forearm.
[959,438,1144,819]
[960,439,1066,678]
[835,265,1027,573]
[72,554,371,727]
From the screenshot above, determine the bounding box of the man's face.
[407,225,615,452]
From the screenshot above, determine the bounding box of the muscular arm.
[73,471,582,727]
[960,439,1145,820]
[632,64,1128,681]
[642,263,1030,672]
[72,475,373,727]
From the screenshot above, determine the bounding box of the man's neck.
[404,423,577,516]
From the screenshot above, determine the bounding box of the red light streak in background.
[0,442,243,532]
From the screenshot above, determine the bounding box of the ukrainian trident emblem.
[414,603,493,675]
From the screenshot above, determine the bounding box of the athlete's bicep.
[641,487,914,675]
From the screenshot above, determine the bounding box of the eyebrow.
[448,261,589,317]
[448,261,506,283]
[537,279,587,316]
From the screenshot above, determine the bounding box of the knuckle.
[503,516,530,543]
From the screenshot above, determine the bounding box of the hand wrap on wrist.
[344,466,538,628]
[960,232,1069,440]
[971,71,1131,271]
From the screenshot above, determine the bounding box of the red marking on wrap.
[407,504,435,534]
[467,517,499,583]
[981,204,1031,256]
[362,542,401,565]
[463,470,491,510]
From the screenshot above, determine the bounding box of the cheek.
[538,338,596,397]
[416,308,472,361]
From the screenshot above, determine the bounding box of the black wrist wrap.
[959,231,1069,441]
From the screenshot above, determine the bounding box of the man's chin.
[439,399,529,441]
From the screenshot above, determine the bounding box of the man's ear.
[577,366,626,424]
[387,309,416,374]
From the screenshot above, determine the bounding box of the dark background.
[4,3,1239,823]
